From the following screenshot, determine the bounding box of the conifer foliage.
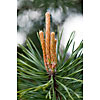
[17,12,83,100]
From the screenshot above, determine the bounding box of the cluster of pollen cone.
[39,12,57,73]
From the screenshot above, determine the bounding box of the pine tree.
[17,12,83,100]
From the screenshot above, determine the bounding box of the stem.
[50,73,62,100]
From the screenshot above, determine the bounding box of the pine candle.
[50,32,57,69]
[39,31,48,72]
[39,12,57,73]
[45,12,51,66]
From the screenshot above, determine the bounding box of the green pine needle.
[17,30,83,100]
